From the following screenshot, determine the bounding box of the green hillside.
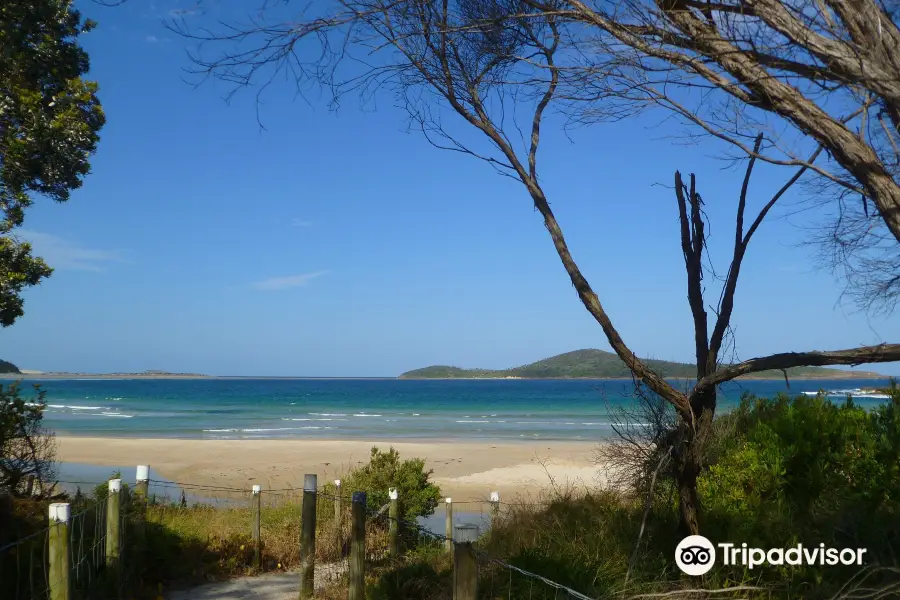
[0,359,21,374]
[399,349,885,380]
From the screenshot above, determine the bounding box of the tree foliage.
[0,382,56,496]
[0,0,105,326]
[0,237,52,327]
[328,446,442,522]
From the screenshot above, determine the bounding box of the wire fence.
[351,493,602,600]
[0,493,116,600]
[2,472,774,600]
[126,474,595,597]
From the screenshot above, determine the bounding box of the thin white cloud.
[16,230,127,272]
[145,35,159,43]
[169,7,199,17]
[168,0,213,18]
[291,219,313,228]
[253,271,328,291]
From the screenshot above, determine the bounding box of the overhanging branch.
[697,343,900,389]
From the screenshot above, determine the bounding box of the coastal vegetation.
[355,390,900,599]
[320,447,442,523]
[400,349,884,380]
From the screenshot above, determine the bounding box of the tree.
[0,382,56,496]
[0,0,105,326]
[172,0,900,534]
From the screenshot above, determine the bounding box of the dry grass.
[143,491,395,587]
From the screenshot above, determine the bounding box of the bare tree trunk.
[675,388,716,535]
[676,459,700,536]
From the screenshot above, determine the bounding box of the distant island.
[0,359,20,374]
[3,351,887,380]
[0,369,210,379]
[399,349,889,380]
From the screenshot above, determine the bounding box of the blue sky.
[3,1,899,377]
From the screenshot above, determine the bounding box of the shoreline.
[55,436,602,502]
[1,374,891,381]
[397,374,890,380]
[0,374,399,380]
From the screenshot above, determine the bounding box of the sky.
[2,1,899,377]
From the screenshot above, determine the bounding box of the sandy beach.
[56,437,602,502]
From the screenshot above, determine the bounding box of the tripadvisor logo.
[676,536,716,576]
[675,536,868,576]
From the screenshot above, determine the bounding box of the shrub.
[696,390,900,597]
[91,470,131,501]
[324,446,442,522]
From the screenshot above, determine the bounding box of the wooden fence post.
[48,503,71,600]
[490,491,500,521]
[349,491,366,600]
[334,479,342,553]
[134,466,149,550]
[106,479,122,568]
[334,479,342,525]
[445,497,453,551]
[135,466,150,498]
[251,485,261,568]
[388,488,399,558]
[452,524,479,600]
[25,475,35,496]
[299,474,317,599]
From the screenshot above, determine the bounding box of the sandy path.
[55,437,603,501]
[169,564,346,600]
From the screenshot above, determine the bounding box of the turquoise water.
[2,377,891,441]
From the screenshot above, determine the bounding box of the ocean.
[2,377,892,441]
